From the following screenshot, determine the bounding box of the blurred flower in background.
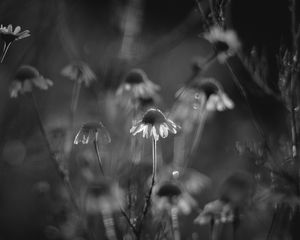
[116,68,160,112]
[172,77,234,132]
[61,61,96,87]
[194,199,234,225]
[84,178,124,215]
[9,65,53,97]
[130,108,179,141]
[203,26,241,62]
[152,180,196,215]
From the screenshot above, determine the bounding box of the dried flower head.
[130,108,179,141]
[194,199,234,225]
[61,62,96,87]
[9,65,53,98]
[0,24,30,44]
[74,122,111,145]
[203,26,241,62]
[85,179,124,215]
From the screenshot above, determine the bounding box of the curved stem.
[171,207,180,240]
[1,42,11,63]
[93,138,104,175]
[29,92,79,212]
[102,212,117,240]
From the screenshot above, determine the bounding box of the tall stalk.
[137,137,157,239]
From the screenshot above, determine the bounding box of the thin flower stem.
[152,138,157,180]
[209,219,216,240]
[93,139,104,175]
[137,139,157,239]
[71,80,81,114]
[171,207,180,240]
[175,52,217,103]
[289,0,299,189]
[232,210,239,240]
[120,208,138,236]
[29,92,79,212]
[191,109,208,153]
[208,0,218,24]
[173,134,186,169]
[64,81,82,157]
[265,207,278,240]
[1,42,11,63]
[195,0,209,30]
[102,212,117,240]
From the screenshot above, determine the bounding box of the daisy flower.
[74,122,111,174]
[152,180,197,215]
[203,25,241,62]
[61,61,96,87]
[0,24,30,63]
[172,78,234,153]
[194,199,234,225]
[172,78,234,126]
[74,122,111,145]
[152,177,197,240]
[189,78,234,112]
[85,179,124,215]
[116,68,160,110]
[85,178,124,240]
[9,65,53,98]
[130,108,179,141]
[130,108,179,182]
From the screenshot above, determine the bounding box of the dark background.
[0,0,295,239]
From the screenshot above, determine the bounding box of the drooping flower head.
[152,167,210,215]
[194,199,234,225]
[203,26,241,62]
[85,178,124,215]
[130,108,179,141]
[116,68,160,110]
[74,122,111,145]
[0,24,30,45]
[171,78,234,132]
[9,65,53,98]
[187,78,234,112]
[152,181,196,214]
[61,62,96,87]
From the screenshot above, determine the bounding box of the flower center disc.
[125,71,145,85]
[15,66,39,81]
[142,109,166,125]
